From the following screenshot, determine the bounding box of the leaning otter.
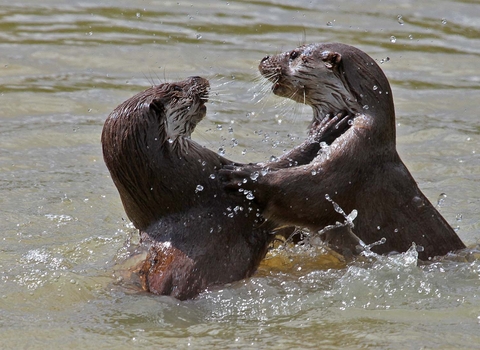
[102,76,275,299]
[101,76,349,299]
[222,43,465,260]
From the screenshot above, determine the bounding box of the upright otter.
[222,43,465,260]
[101,76,349,299]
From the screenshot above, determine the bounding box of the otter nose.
[187,76,210,88]
[188,76,204,83]
[261,55,270,63]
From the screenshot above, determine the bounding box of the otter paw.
[219,164,264,192]
[312,112,354,144]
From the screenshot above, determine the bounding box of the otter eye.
[289,50,299,60]
[173,85,183,92]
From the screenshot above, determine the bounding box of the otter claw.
[219,164,261,192]
[310,112,353,144]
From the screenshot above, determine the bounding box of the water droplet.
[362,104,369,110]
[241,149,247,155]
[437,193,447,207]
[397,15,404,25]
[195,185,204,193]
[250,171,259,181]
[373,85,378,90]
[245,191,255,200]
[167,138,173,144]
[196,34,202,39]
[216,124,223,131]
[441,18,447,25]
[218,147,225,156]
[270,155,278,162]
[408,34,413,40]
[209,174,216,180]
[390,36,397,43]
[326,21,333,27]
[456,214,463,221]
[412,196,425,208]
[377,226,381,230]
[311,169,317,176]
[136,12,141,18]
[380,57,390,64]
[346,209,357,225]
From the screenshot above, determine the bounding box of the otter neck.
[333,60,397,149]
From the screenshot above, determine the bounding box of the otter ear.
[320,51,342,69]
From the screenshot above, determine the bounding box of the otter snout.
[185,76,209,103]
[258,55,279,80]
[187,76,208,86]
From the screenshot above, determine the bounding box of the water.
[1,0,480,348]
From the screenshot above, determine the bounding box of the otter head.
[259,43,395,138]
[101,76,210,230]
[153,76,210,141]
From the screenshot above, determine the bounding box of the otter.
[222,43,465,261]
[101,76,348,299]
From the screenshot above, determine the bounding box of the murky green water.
[1,0,479,348]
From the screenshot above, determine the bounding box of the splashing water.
[323,193,358,230]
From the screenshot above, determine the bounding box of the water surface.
[1,0,480,349]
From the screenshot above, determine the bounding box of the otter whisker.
[143,71,157,87]
[207,97,231,105]
[208,88,233,96]
[271,92,298,122]
[251,75,279,105]
[210,78,234,90]
[206,90,234,104]
[250,72,274,90]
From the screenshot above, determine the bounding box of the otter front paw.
[310,112,354,145]
[219,164,267,193]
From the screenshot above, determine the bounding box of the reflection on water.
[1,0,479,348]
